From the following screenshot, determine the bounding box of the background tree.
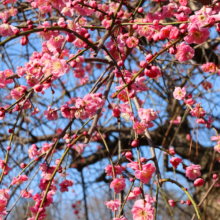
[0,0,220,219]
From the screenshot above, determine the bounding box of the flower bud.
[20,36,29,46]
[133,187,142,196]
[125,151,132,159]
[168,200,176,207]
[131,140,139,147]
[20,163,27,169]
[186,200,191,206]
[194,178,205,187]
[33,84,43,93]
[213,174,218,179]
[138,7,143,13]
[66,33,76,42]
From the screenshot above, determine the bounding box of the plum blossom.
[0,159,11,173]
[126,37,139,48]
[0,199,7,218]
[138,108,157,122]
[11,86,28,100]
[170,157,182,169]
[214,141,220,153]
[133,121,147,134]
[131,196,154,220]
[190,103,206,117]
[170,116,181,125]
[105,164,125,177]
[59,180,73,192]
[0,189,10,200]
[105,199,120,212]
[61,104,76,119]
[43,106,58,120]
[73,143,86,154]
[173,87,186,100]
[175,42,194,62]
[50,57,70,78]
[42,143,55,154]
[202,62,216,72]
[184,24,209,44]
[110,178,126,193]
[0,72,6,88]
[135,163,155,184]
[0,24,18,37]
[185,164,201,180]
[11,175,28,185]
[20,189,33,198]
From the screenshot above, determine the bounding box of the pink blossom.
[214,141,220,153]
[120,103,135,121]
[11,175,28,185]
[159,25,179,40]
[28,144,40,159]
[127,192,138,201]
[189,12,210,27]
[201,62,216,73]
[0,72,6,88]
[20,189,33,198]
[133,187,142,196]
[137,25,155,38]
[133,121,147,134]
[43,106,58,120]
[127,161,140,171]
[74,68,85,78]
[126,37,139,48]
[211,136,220,141]
[173,87,186,100]
[0,24,18,37]
[170,116,181,125]
[185,164,201,180]
[110,178,126,193]
[59,179,73,192]
[0,199,7,217]
[179,0,187,6]
[175,42,194,62]
[105,164,125,177]
[186,134,191,141]
[31,107,39,115]
[61,104,76,119]
[170,157,182,169]
[138,108,157,122]
[184,24,209,44]
[61,5,74,17]
[50,56,70,77]
[131,198,154,220]
[0,159,11,173]
[190,103,206,117]
[73,143,86,154]
[201,81,212,90]
[184,98,196,106]
[42,143,54,154]
[0,189,10,200]
[112,106,121,118]
[105,199,120,211]
[169,147,175,155]
[135,163,155,184]
[11,85,28,100]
